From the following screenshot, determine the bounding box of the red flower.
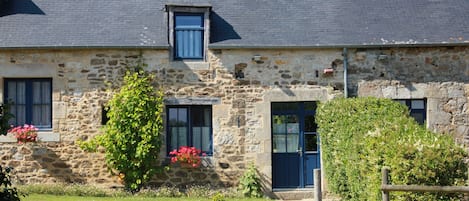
[9,124,38,144]
[169,146,205,168]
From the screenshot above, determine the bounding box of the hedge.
[316,97,467,201]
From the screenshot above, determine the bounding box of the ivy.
[79,59,164,192]
[316,97,467,201]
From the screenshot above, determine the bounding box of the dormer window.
[167,4,211,61]
[174,13,204,59]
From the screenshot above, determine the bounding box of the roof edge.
[0,46,170,50]
[208,42,469,49]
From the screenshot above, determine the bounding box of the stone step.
[272,188,315,200]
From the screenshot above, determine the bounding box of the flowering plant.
[169,146,206,168]
[9,124,38,144]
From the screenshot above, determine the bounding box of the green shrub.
[0,165,23,201]
[0,103,14,135]
[79,59,165,192]
[316,97,467,201]
[212,192,226,201]
[238,163,262,198]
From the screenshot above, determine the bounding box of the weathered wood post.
[314,169,322,201]
[382,167,390,201]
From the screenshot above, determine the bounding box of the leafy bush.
[316,97,467,201]
[0,165,23,201]
[79,60,165,192]
[238,163,262,198]
[0,103,14,135]
[212,192,226,201]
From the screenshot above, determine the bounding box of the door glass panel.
[286,134,299,152]
[305,134,318,152]
[273,134,286,153]
[304,102,317,111]
[273,115,286,134]
[305,115,317,132]
[273,114,299,153]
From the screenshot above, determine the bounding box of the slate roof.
[0,0,468,48]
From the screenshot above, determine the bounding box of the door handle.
[297,147,303,157]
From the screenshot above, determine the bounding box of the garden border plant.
[316,97,467,201]
[79,57,165,193]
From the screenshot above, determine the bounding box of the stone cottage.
[0,0,468,198]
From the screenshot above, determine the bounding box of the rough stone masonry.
[0,46,468,189]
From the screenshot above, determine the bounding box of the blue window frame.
[396,99,426,125]
[174,13,204,59]
[167,105,212,155]
[4,78,52,129]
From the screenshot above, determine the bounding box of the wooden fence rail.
[381,167,469,201]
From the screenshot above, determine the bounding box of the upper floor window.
[396,99,426,125]
[4,78,52,129]
[174,13,204,60]
[167,5,210,61]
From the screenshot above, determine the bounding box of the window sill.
[170,60,209,70]
[0,132,60,143]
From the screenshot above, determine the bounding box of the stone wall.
[348,47,469,145]
[0,48,343,189]
[0,46,468,191]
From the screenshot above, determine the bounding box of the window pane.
[16,82,26,104]
[411,100,425,109]
[193,128,201,149]
[272,102,299,112]
[411,112,425,125]
[397,100,406,106]
[33,81,41,104]
[178,127,187,146]
[286,134,299,153]
[305,115,317,132]
[201,127,210,153]
[16,105,26,125]
[305,134,318,152]
[304,102,317,111]
[273,134,286,153]
[42,81,51,103]
[175,15,203,27]
[272,115,286,134]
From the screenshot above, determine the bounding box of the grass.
[16,184,270,201]
[23,194,269,201]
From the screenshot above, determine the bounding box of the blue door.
[272,102,320,188]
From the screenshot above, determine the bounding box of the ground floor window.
[4,78,52,129]
[396,99,426,125]
[167,105,212,155]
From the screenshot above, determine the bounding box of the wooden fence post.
[314,169,322,201]
[382,167,390,201]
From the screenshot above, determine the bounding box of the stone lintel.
[164,97,221,105]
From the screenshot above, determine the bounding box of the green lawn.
[23,194,269,201]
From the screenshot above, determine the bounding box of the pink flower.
[9,124,38,144]
[169,146,205,168]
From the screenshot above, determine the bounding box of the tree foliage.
[316,97,467,201]
[79,61,164,192]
